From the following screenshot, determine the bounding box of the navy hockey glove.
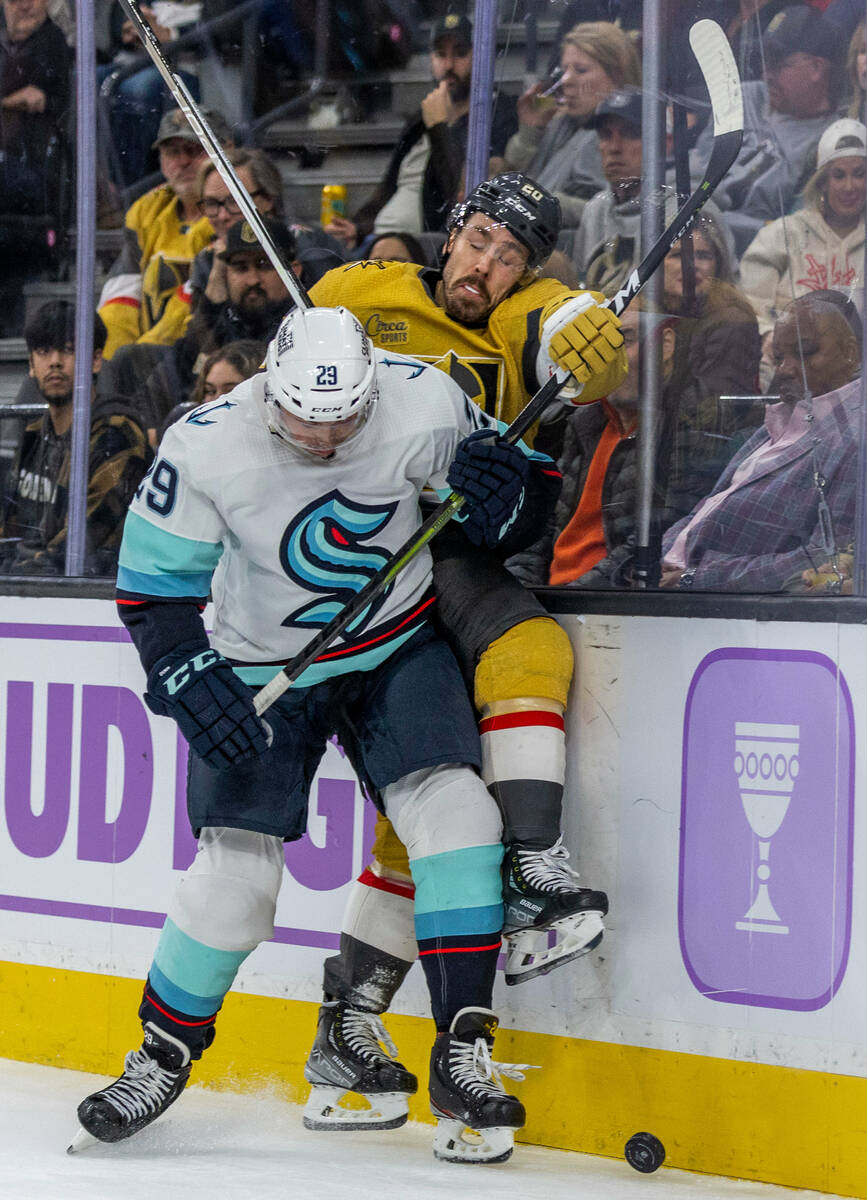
[145,642,270,770]
[447,429,531,549]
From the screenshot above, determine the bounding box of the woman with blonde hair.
[504,21,640,228]
[740,118,866,373]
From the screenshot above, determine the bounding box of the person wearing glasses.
[96,105,235,359]
[153,147,345,349]
[143,147,281,350]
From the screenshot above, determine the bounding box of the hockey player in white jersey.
[71,306,562,1164]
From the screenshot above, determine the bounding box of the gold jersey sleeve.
[311,261,588,431]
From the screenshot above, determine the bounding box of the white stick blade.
[689,19,743,137]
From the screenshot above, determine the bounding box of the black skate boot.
[429,1007,531,1164]
[70,1022,192,1150]
[503,837,608,985]
[303,1000,418,1131]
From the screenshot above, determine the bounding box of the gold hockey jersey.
[98,185,214,358]
[310,260,599,431]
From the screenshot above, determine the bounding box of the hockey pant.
[139,763,504,1049]
[322,615,575,1012]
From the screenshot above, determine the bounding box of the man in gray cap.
[689,5,844,254]
[323,13,517,253]
[569,88,644,292]
[96,105,235,358]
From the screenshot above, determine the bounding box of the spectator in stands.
[96,2,202,188]
[185,217,298,353]
[367,231,430,263]
[139,217,298,436]
[96,104,233,359]
[692,6,844,254]
[509,297,758,588]
[569,88,643,293]
[192,152,344,305]
[323,13,517,252]
[128,147,343,353]
[844,21,865,118]
[156,338,264,443]
[659,292,861,592]
[0,0,71,210]
[661,210,763,500]
[740,118,866,384]
[0,0,72,333]
[0,301,150,576]
[504,22,640,230]
[148,148,281,349]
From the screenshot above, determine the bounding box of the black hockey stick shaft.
[115,0,312,311]
[253,21,743,715]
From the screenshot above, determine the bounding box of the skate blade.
[505,911,605,986]
[302,1085,409,1131]
[67,1124,101,1154]
[432,1116,515,1164]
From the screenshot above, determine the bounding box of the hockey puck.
[625,1132,666,1173]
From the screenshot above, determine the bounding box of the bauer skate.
[502,837,608,985]
[68,1022,192,1152]
[429,1007,533,1164]
[303,1000,417,1131]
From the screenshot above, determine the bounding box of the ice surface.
[0,1059,837,1200]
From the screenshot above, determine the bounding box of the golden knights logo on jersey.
[426,351,503,417]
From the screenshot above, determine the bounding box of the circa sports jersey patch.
[278,489,399,634]
[364,311,409,345]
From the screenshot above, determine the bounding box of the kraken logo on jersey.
[279,490,398,633]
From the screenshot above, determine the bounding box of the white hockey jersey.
[117,350,519,688]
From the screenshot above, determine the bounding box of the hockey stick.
[115,0,312,311]
[251,23,743,716]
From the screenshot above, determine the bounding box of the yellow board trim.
[3,959,867,1196]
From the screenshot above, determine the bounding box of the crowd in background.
[0,0,865,592]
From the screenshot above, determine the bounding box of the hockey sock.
[139,977,217,1060]
[323,867,417,1012]
[418,937,501,1031]
[480,703,565,847]
[411,843,503,1030]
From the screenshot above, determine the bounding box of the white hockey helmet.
[266,305,377,424]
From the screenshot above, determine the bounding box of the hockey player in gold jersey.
[304,173,625,1151]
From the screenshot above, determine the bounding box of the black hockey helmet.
[446,172,561,271]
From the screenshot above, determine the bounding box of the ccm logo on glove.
[146,641,271,770]
[161,648,222,696]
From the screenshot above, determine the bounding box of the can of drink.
[321,184,348,227]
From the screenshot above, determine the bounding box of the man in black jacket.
[0,0,72,331]
[323,14,518,252]
[0,302,150,575]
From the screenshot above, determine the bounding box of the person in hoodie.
[0,301,150,576]
[740,117,866,383]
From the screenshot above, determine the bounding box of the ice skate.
[503,837,608,985]
[69,1022,192,1149]
[303,1001,417,1131]
[429,1007,532,1164]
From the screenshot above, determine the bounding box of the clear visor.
[268,394,374,459]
